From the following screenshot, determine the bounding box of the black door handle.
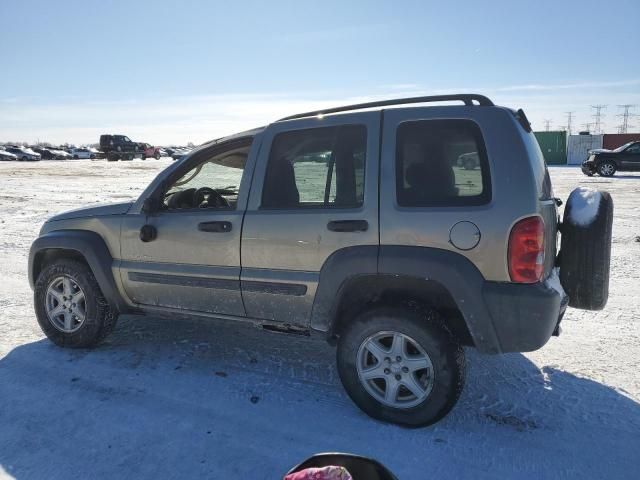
[198,221,232,233]
[327,220,369,232]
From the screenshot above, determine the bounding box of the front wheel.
[598,161,616,177]
[34,259,118,348]
[337,306,465,427]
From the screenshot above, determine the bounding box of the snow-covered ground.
[0,161,638,479]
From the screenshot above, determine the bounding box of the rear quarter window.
[395,119,491,207]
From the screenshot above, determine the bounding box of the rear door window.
[395,119,491,207]
[262,125,366,209]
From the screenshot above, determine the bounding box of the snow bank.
[567,187,601,226]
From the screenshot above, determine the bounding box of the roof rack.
[277,94,494,122]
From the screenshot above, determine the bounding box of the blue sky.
[1,0,639,145]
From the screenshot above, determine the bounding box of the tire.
[22,156,28,161]
[154,153,160,160]
[560,188,613,310]
[34,259,118,348]
[107,153,118,162]
[90,154,95,159]
[336,305,465,427]
[598,161,616,177]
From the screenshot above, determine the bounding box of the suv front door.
[241,113,380,325]
[119,138,256,316]
[619,142,640,170]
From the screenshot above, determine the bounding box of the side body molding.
[28,229,130,314]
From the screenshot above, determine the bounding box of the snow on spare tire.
[560,187,613,310]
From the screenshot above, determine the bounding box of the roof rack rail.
[277,94,494,122]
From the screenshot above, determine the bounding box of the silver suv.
[29,94,613,426]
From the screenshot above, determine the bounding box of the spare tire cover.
[560,187,613,310]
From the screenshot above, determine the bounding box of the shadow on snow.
[0,315,638,479]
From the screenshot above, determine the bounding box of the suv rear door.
[241,112,380,325]
[379,107,504,280]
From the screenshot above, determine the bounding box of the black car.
[582,141,640,176]
[32,147,59,160]
[99,134,139,154]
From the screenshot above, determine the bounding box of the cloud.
[1,78,638,144]
[493,79,640,92]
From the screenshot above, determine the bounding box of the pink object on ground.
[284,465,353,480]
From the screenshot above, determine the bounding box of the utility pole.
[616,105,636,133]
[591,105,606,134]
[582,122,594,133]
[565,112,574,135]
[543,119,552,131]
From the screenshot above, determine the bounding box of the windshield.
[613,142,634,152]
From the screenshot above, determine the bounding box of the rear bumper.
[482,279,568,353]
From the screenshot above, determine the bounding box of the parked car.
[48,148,73,160]
[0,148,18,161]
[68,148,96,159]
[142,144,162,160]
[171,148,191,161]
[581,141,640,176]
[456,151,479,170]
[99,134,139,154]
[32,147,63,160]
[28,94,613,427]
[4,146,41,161]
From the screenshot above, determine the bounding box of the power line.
[565,112,574,135]
[582,122,594,133]
[543,119,552,131]
[616,104,637,133]
[591,105,607,134]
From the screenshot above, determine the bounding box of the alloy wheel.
[600,163,615,176]
[45,276,86,333]
[356,331,435,409]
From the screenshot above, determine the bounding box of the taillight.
[508,216,545,283]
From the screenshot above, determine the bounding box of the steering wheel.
[194,187,230,208]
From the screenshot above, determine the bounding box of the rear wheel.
[598,161,616,177]
[34,259,118,348]
[337,306,465,427]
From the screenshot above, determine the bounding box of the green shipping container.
[534,131,567,165]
